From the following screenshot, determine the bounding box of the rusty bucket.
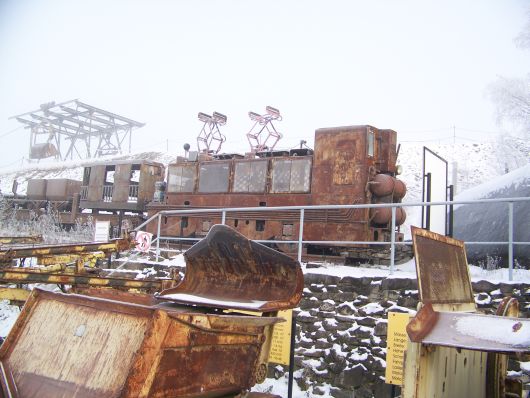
[159,224,304,312]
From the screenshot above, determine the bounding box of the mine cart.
[0,225,303,398]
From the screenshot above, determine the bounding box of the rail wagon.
[80,160,165,213]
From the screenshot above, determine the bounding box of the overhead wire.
[0,125,23,139]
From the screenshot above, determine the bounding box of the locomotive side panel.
[86,165,106,202]
[312,126,371,204]
[138,163,165,204]
[112,163,133,203]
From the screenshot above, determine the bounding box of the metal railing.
[136,197,530,281]
[128,185,139,202]
[102,185,113,202]
[80,186,88,200]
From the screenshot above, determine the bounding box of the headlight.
[396,165,403,175]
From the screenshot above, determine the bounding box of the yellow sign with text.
[385,311,411,385]
[268,309,292,366]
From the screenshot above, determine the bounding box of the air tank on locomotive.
[368,173,407,226]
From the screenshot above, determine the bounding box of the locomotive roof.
[83,159,164,168]
[315,125,397,134]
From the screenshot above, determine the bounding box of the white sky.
[0,0,528,168]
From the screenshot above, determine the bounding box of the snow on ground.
[302,258,530,283]
[0,301,20,337]
[254,370,332,398]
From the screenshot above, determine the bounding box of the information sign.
[268,309,292,366]
[385,311,411,385]
[94,221,110,242]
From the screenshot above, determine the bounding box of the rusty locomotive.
[147,109,408,262]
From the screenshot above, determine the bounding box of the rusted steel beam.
[0,236,43,245]
[0,288,30,303]
[0,269,165,291]
[0,238,132,262]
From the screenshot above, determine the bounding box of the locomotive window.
[271,160,291,192]
[233,160,267,193]
[82,167,91,185]
[367,130,375,157]
[290,158,311,192]
[198,162,230,193]
[168,165,196,193]
[271,158,311,193]
[104,165,115,184]
[130,165,141,183]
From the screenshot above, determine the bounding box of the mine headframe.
[196,111,227,154]
[11,99,144,161]
[246,105,283,153]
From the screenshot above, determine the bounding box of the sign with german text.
[268,309,292,366]
[385,311,411,385]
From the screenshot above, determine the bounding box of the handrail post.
[298,209,305,263]
[156,213,161,262]
[221,210,226,225]
[508,202,514,281]
[390,206,396,275]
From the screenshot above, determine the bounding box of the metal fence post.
[390,206,396,275]
[156,213,161,262]
[298,209,305,263]
[221,210,226,225]
[508,202,514,281]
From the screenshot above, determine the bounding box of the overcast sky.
[0,0,528,169]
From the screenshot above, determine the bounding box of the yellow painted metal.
[402,343,486,398]
[0,287,30,302]
[402,228,527,398]
[0,235,42,244]
[385,311,411,385]
[16,264,66,273]
[268,309,292,366]
[0,269,164,291]
[0,238,132,263]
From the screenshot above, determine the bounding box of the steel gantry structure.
[11,99,145,160]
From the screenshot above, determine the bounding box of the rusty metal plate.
[159,224,304,312]
[411,226,475,309]
[408,303,530,353]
